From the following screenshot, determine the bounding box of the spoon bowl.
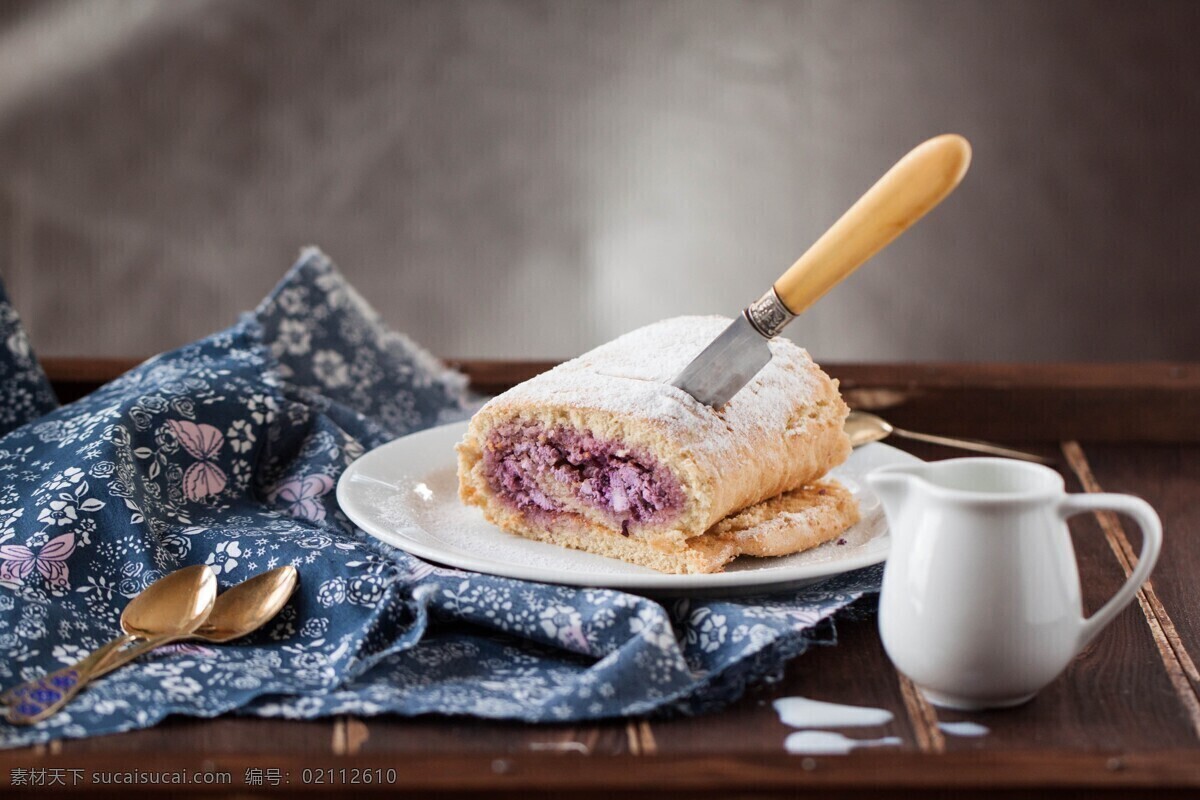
[845,411,894,447]
[198,565,299,642]
[121,564,219,639]
[91,566,299,678]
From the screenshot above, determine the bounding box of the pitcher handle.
[1058,494,1162,652]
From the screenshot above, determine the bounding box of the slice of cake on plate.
[457,316,858,574]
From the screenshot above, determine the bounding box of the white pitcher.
[867,457,1161,710]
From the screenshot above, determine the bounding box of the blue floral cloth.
[0,280,57,437]
[0,248,880,748]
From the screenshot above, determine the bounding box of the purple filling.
[482,421,683,529]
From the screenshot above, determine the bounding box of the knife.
[672,134,972,407]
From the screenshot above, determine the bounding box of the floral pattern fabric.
[0,249,880,749]
[0,280,57,437]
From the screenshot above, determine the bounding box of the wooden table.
[4,360,1200,798]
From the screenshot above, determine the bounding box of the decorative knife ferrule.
[745,288,795,339]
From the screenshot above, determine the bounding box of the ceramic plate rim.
[337,420,920,592]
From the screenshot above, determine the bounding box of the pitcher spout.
[865,464,929,519]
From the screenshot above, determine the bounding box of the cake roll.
[456,316,855,574]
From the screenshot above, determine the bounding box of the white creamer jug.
[867,457,1161,710]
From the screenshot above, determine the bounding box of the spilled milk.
[773,697,894,729]
[938,721,990,737]
[773,697,900,755]
[772,697,991,753]
[784,731,902,755]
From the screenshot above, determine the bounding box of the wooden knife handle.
[773,134,971,315]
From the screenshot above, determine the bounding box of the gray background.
[0,0,1196,362]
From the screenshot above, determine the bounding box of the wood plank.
[49,717,335,757]
[39,359,1200,443]
[836,363,1200,390]
[5,750,1200,797]
[41,357,143,403]
[360,717,629,756]
[1074,444,1200,701]
[897,672,945,753]
[45,359,1200,394]
[649,613,923,755]
[41,711,627,759]
[446,358,557,395]
[1063,443,1200,736]
[831,363,1200,445]
[330,716,369,756]
[8,365,1199,795]
[40,357,146,385]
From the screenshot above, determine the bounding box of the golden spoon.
[845,410,1052,465]
[91,565,299,679]
[4,564,217,725]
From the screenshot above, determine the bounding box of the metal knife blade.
[670,312,772,408]
[670,134,972,408]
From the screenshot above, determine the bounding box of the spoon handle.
[3,634,136,725]
[889,427,1053,465]
[91,633,189,680]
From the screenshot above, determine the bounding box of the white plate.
[337,421,920,595]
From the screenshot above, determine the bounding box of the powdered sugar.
[476,316,829,459]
